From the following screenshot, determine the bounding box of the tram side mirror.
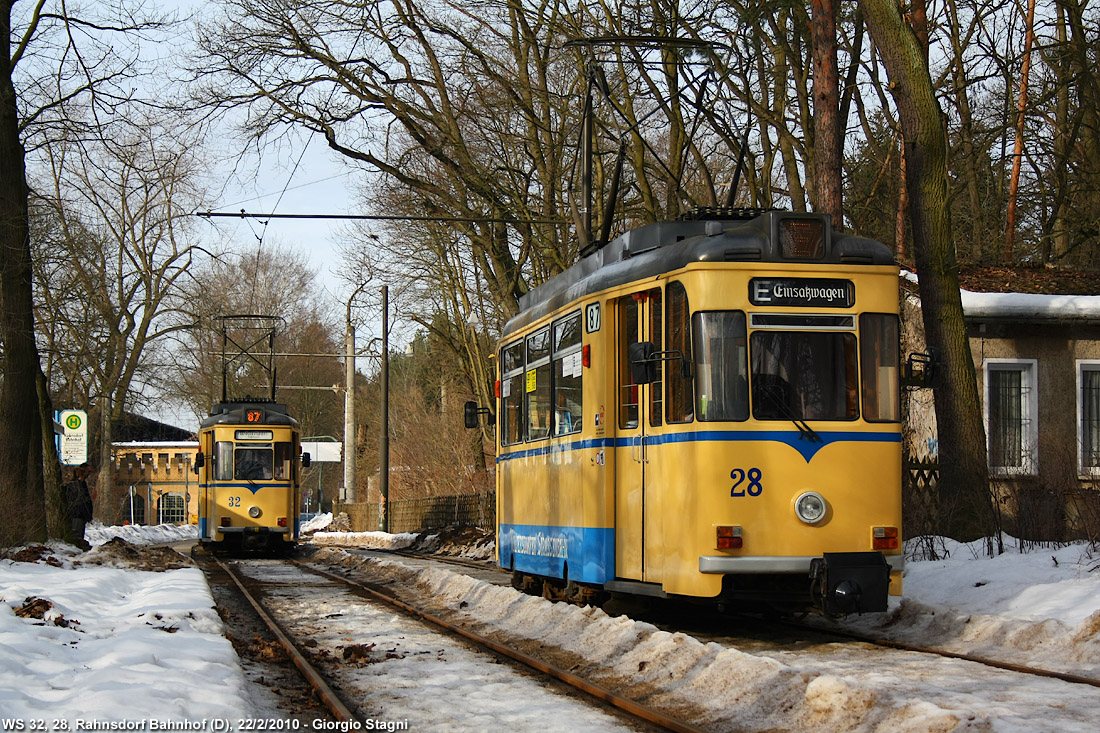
[628,341,658,384]
[193,452,204,474]
[301,452,311,468]
[904,351,936,389]
[464,400,480,429]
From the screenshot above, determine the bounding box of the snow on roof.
[901,270,1100,321]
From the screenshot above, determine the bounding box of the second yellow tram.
[489,210,903,615]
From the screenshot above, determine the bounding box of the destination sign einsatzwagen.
[749,278,854,308]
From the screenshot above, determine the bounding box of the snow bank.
[0,559,253,723]
[85,520,198,547]
[313,548,971,731]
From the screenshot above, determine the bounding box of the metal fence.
[335,491,495,534]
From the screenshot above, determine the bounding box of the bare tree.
[1,1,170,546]
[860,0,995,541]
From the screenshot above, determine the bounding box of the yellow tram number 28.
[730,468,764,497]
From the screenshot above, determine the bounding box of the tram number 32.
[730,468,764,497]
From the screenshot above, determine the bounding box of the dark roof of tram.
[200,400,300,429]
[504,209,896,336]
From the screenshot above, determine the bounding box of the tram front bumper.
[216,526,291,535]
[699,552,898,616]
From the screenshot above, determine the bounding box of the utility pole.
[344,290,360,502]
[380,285,390,532]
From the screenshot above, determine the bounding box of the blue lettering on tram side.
[500,524,615,583]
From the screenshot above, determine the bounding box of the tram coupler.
[809,552,891,616]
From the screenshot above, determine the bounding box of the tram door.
[615,287,662,582]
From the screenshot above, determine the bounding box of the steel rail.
[796,621,1100,689]
[295,560,708,733]
[212,556,360,723]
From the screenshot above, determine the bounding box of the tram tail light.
[278,517,288,527]
[495,380,501,398]
[873,526,899,550]
[717,526,742,550]
[582,344,591,368]
[220,517,231,527]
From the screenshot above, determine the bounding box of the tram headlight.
[248,506,262,519]
[795,491,827,525]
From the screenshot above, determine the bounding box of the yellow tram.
[490,210,902,615]
[195,401,308,553]
[194,315,310,554]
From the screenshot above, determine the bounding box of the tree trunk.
[0,4,48,546]
[861,0,996,541]
[1004,0,1037,263]
[811,0,843,223]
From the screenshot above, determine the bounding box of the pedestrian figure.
[64,464,94,551]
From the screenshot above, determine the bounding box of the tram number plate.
[730,468,763,497]
[585,302,601,333]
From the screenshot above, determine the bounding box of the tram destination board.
[749,277,854,308]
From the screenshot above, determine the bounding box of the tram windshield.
[213,441,295,481]
[235,446,273,480]
[750,331,858,421]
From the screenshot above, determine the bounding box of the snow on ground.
[0,538,255,725]
[85,519,199,547]
[4,521,1100,730]
[828,536,1100,679]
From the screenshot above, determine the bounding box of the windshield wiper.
[755,380,822,443]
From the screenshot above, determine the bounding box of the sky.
[4,520,1100,730]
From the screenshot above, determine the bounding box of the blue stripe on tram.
[499,524,615,584]
[496,429,900,463]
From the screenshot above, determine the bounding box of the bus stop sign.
[59,409,88,466]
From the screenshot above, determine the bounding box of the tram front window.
[751,331,858,421]
[235,447,273,480]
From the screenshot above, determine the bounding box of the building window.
[157,493,186,524]
[1078,361,1100,476]
[984,359,1037,475]
[123,491,145,525]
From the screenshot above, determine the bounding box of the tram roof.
[504,209,895,336]
[200,400,300,429]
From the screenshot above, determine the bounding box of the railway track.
[376,547,1100,693]
[205,552,705,732]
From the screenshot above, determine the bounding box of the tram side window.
[501,341,524,446]
[692,312,748,421]
[214,441,234,481]
[618,297,640,428]
[526,328,552,441]
[666,282,694,423]
[274,442,294,479]
[553,313,584,435]
[860,314,900,422]
[649,289,663,428]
